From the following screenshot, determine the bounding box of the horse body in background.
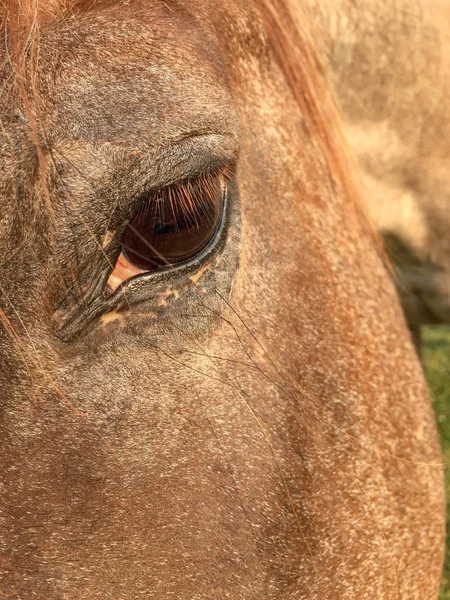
[0,1,445,598]
[309,0,450,342]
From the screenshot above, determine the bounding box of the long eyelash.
[135,166,232,226]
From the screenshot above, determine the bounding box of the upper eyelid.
[131,163,233,216]
[51,133,239,192]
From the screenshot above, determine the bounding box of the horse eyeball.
[106,169,228,294]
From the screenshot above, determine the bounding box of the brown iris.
[106,169,228,293]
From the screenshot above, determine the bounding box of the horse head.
[0,1,445,597]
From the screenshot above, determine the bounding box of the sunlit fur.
[0,1,446,599]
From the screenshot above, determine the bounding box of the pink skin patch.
[106,252,147,294]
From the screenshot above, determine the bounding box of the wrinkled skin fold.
[0,1,446,598]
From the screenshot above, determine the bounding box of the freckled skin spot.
[190,262,211,284]
[157,288,181,307]
[102,230,115,249]
[100,311,124,327]
[163,289,180,299]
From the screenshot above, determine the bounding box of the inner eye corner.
[105,166,232,295]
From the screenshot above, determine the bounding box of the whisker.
[163,317,315,563]
[214,293,444,468]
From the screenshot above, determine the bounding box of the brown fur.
[0,1,445,598]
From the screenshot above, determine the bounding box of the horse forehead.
[33,0,238,144]
[39,1,223,78]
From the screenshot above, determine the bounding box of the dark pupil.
[122,175,223,271]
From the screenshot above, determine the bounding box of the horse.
[0,0,445,598]
[308,0,450,348]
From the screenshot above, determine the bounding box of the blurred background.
[424,326,450,599]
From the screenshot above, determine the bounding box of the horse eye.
[106,169,228,293]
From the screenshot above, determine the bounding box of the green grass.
[423,326,450,600]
